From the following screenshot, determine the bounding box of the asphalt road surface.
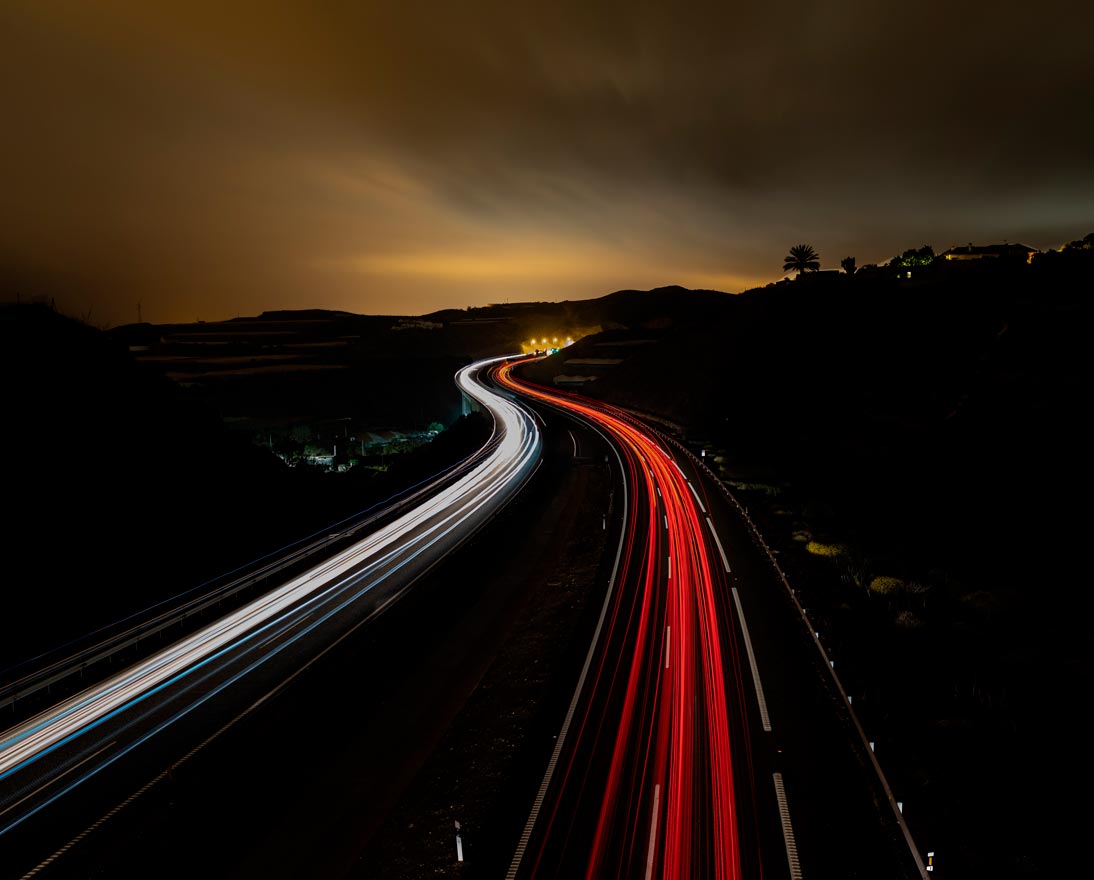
[0,356,541,879]
[1,356,928,880]
[498,362,925,880]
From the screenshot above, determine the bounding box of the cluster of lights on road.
[522,335,575,355]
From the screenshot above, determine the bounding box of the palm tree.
[783,244,821,275]
[841,255,856,275]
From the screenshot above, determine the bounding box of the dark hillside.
[569,285,732,328]
[0,305,488,671]
[526,273,1084,593]
[516,265,1088,876]
[2,305,284,666]
[516,286,739,423]
[105,290,736,441]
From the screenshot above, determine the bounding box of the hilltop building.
[940,243,1040,263]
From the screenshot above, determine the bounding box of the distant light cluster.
[523,335,575,355]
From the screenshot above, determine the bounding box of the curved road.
[498,361,925,880]
[497,362,758,879]
[0,355,539,877]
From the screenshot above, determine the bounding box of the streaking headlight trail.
[0,355,539,840]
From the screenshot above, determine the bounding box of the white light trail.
[0,356,540,805]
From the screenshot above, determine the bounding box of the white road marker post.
[455,820,464,863]
[644,784,662,880]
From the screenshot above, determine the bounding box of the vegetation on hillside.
[782,243,821,274]
[0,304,489,670]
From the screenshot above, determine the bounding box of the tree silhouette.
[784,244,821,275]
[890,245,934,268]
[841,256,856,275]
[1063,232,1094,250]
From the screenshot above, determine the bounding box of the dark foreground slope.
[0,304,487,672]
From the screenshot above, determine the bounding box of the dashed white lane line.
[687,480,707,514]
[705,516,731,573]
[732,587,771,732]
[773,773,802,880]
[644,783,662,880]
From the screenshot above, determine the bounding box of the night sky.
[3,1,1091,327]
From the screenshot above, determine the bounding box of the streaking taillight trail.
[0,355,540,841]
[497,359,745,880]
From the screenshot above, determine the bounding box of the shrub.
[840,554,872,589]
[869,575,904,595]
[727,481,781,496]
[806,540,846,557]
[895,610,924,629]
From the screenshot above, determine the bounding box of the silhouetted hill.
[0,305,331,664]
[525,270,1086,595]
[103,289,736,436]
[418,285,733,332]
[0,304,489,670]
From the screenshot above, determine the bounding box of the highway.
[497,360,925,880]
[0,355,540,877]
[496,361,757,879]
[2,352,928,879]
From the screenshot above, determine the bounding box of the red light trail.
[496,359,753,880]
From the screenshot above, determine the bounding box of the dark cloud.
[3,0,1091,325]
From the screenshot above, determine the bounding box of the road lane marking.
[665,626,671,670]
[687,480,707,514]
[644,783,662,880]
[506,420,629,880]
[773,773,802,880]
[706,517,731,572]
[732,588,771,732]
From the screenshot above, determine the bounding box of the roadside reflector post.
[455,820,464,863]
